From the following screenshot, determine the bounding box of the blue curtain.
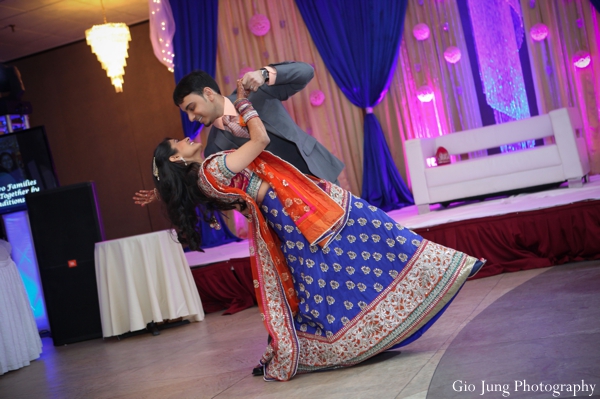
[170,0,239,248]
[591,0,600,13]
[170,0,218,140]
[295,0,413,211]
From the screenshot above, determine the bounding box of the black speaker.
[26,182,104,346]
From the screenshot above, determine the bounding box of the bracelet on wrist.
[242,110,259,124]
[234,98,250,107]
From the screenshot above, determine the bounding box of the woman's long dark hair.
[153,138,246,250]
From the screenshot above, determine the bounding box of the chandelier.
[85,1,131,92]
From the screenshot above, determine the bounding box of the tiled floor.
[1,261,598,399]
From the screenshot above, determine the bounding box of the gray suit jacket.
[204,61,344,183]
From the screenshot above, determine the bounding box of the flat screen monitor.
[0,126,59,215]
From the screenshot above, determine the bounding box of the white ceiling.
[0,0,149,62]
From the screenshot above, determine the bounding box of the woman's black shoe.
[252,365,264,376]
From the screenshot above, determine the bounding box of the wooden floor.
[1,261,599,399]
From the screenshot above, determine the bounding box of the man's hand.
[133,189,158,207]
[241,70,265,92]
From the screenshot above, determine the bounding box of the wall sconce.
[417,85,435,102]
[572,50,591,69]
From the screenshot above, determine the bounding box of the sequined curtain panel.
[467,0,530,123]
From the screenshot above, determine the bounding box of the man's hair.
[173,70,221,106]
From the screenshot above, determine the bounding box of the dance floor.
[186,175,600,313]
[2,261,597,398]
[427,260,600,398]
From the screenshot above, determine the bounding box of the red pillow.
[436,146,451,165]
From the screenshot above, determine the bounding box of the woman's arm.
[223,80,270,173]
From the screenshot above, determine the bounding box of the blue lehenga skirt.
[259,187,482,373]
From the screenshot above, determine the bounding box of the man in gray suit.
[173,61,344,184]
[133,62,343,206]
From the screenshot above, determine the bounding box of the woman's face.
[1,155,13,171]
[169,137,202,162]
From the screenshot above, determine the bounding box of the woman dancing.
[140,80,484,381]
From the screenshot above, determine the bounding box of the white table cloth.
[94,230,204,337]
[0,240,42,375]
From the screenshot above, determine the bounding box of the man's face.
[179,88,222,127]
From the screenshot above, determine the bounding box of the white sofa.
[405,107,590,214]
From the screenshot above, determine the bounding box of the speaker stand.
[116,319,191,340]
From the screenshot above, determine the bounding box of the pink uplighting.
[530,23,549,41]
[412,23,430,41]
[444,46,462,64]
[573,50,591,69]
[417,85,434,102]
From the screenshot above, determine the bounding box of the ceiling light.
[85,0,131,92]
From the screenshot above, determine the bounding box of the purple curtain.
[295,0,413,211]
[170,0,239,248]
